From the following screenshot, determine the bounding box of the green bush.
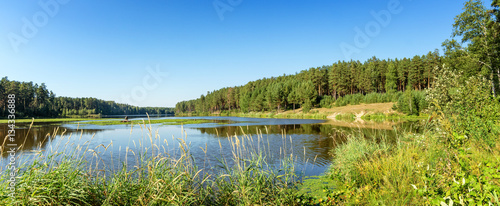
[395,89,427,115]
[363,92,380,104]
[334,96,347,107]
[302,98,313,113]
[319,95,334,108]
[427,67,500,148]
[347,93,363,105]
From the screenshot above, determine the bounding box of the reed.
[0,117,302,205]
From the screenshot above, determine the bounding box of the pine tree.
[385,60,398,93]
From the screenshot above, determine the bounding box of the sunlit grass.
[322,125,500,205]
[0,116,303,205]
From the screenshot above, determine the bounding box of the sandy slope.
[283,102,396,118]
[281,102,399,130]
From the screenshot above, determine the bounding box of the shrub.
[427,66,500,148]
[395,89,427,115]
[302,98,313,113]
[319,95,334,108]
[334,96,347,107]
[364,92,380,104]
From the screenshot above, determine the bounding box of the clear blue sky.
[0,0,486,107]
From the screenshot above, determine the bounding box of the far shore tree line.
[176,0,500,116]
[175,49,493,115]
[175,52,442,115]
[0,77,174,118]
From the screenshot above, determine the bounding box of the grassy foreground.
[0,120,301,205]
[301,125,500,205]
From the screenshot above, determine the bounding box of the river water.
[0,116,421,177]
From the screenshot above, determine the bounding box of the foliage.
[176,53,443,114]
[328,135,390,182]
[394,89,428,115]
[176,1,500,116]
[320,127,500,205]
[319,4,500,200]
[427,66,500,148]
[318,95,334,108]
[320,67,500,205]
[302,98,313,113]
[451,0,500,96]
[0,77,174,118]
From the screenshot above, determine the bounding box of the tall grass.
[323,122,500,205]
[0,118,303,205]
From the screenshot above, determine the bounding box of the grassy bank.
[0,120,301,205]
[305,125,500,205]
[360,112,429,122]
[224,111,329,120]
[176,102,427,121]
[176,110,329,120]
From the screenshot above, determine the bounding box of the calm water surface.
[0,117,421,177]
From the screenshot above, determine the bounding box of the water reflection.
[0,123,104,157]
[0,117,422,176]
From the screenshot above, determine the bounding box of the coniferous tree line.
[0,77,174,118]
[176,51,444,114]
[176,0,500,115]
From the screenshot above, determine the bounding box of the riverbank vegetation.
[178,110,331,120]
[314,66,500,205]
[306,1,500,203]
[177,101,428,122]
